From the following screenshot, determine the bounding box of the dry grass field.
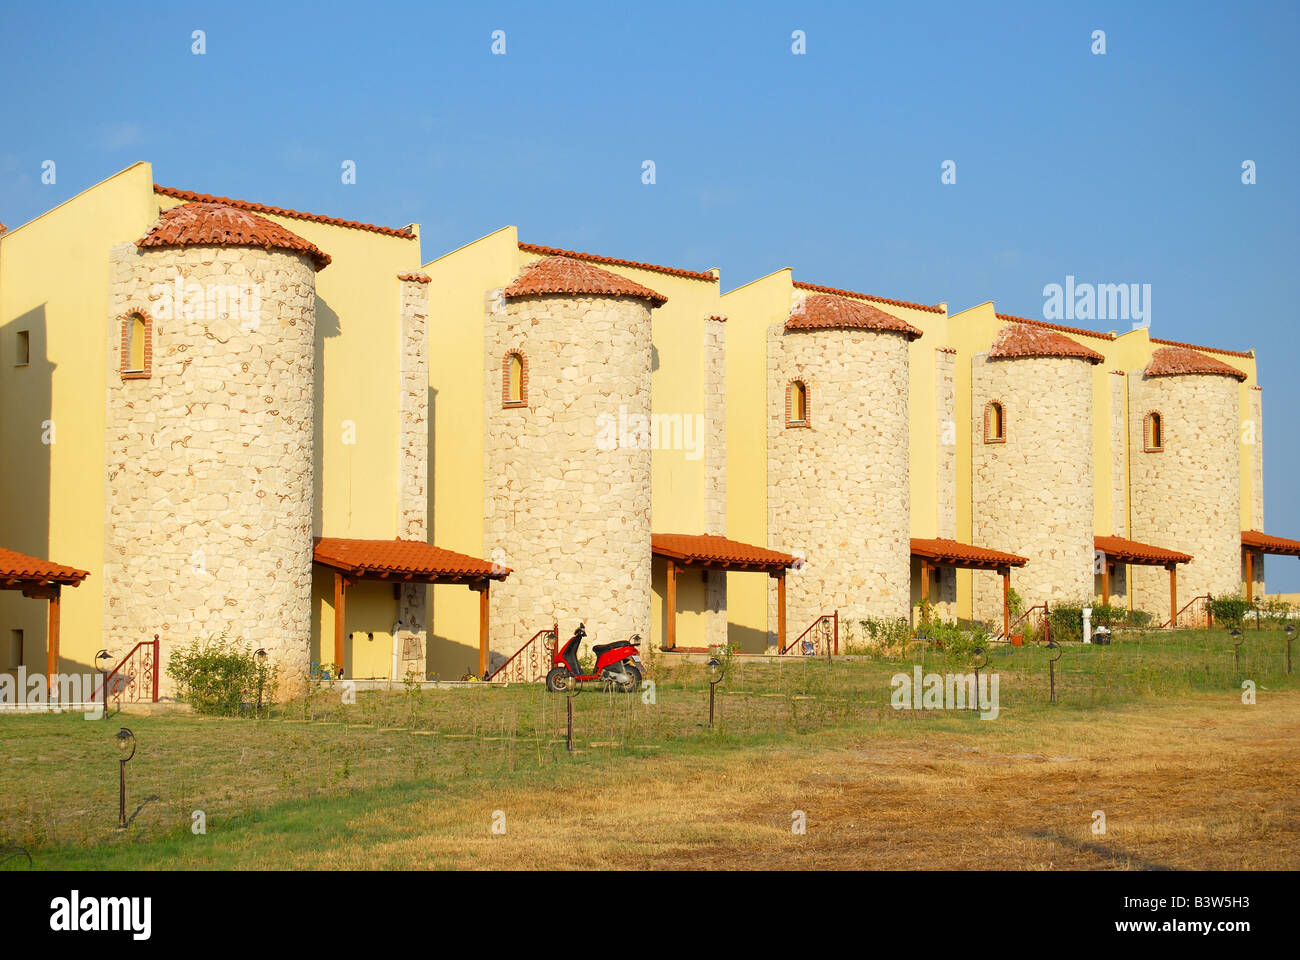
[2,629,1297,870]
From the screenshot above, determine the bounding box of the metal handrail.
[484,623,558,682]
[781,612,838,656]
[91,635,160,704]
[997,603,1049,644]
[1162,593,1212,629]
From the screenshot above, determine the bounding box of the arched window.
[786,380,809,427]
[121,312,151,379]
[1144,411,1164,452]
[984,400,1006,443]
[502,351,527,408]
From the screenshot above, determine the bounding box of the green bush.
[1208,594,1250,627]
[166,636,277,716]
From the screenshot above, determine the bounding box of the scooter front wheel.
[545,668,573,693]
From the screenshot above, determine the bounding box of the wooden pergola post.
[920,560,931,608]
[46,585,61,697]
[999,565,1010,638]
[1244,549,1254,602]
[1101,563,1111,606]
[332,570,348,674]
[1167,563,1178,628]
[775,569,787,652]
[664,559,677,651]
[477,581,490,678]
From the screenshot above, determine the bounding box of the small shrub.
[1208,594,1250,627]
[166,636,277,716]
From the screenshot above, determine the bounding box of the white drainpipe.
[391,621,402,681]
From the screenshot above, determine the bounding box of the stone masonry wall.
[1128,371,1241,616]
[1104,371,1129,607]
[767,325,911,645]
[1247,385,1265,596]
[971,353,1094,623]
[396,275,430,677]
[704,315,728,646]
[103,243,316,696]
[484,293,653,657]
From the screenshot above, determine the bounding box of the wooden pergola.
[910,537,1028,637]
[652,534,798,652]
[313,538,511,678]
[1241,530,1300,602]
[0,546,89,692]
[1094,535,1192,625]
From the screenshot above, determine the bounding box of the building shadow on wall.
[0,305,55,672]
[423,383,478,677]
[312,298,342,537]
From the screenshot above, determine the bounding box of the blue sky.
[3,0,1298,588]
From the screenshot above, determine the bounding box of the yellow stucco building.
[1,163,1295,696]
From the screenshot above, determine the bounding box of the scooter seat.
[591,641,626,656]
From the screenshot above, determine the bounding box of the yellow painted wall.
[0,162,158,676]
[422,227,518,676]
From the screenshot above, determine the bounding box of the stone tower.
[483,256,661,654]
[1128,346,1244,615]
[103,202,323,693]
[766,294,919,643]
[971,324,1101,622]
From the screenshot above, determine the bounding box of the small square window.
[15,330,30,366]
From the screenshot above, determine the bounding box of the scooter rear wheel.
[604,663,641,694]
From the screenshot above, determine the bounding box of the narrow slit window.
[15,330,30,366]
[1145,411,1163,452]
[122,313,150,378]
[787,380,809,427]
[984,401,1005,443]
[503,351,526,407]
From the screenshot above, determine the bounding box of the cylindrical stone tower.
[483,256,661,655]
[103,202,324,694]
[767,294,919,642]
[1128,345,1244,615]
[971,323,1101,622]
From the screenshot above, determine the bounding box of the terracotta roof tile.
[652,534,796,571]
[787,294,923,339]
[518,243,716,282]
[910,538,1027,568]
[1094,535,1192,566]
[397,271,431,283]
[1241,530,1300,556]
[0,547,89,585]
[994,312,1116,341]
[504,255,668,306]
[1144,346,1247,382]
[155,185,415,239]
[0,223,7,234]
[313,538,509,580]
[1150,336,1253,359]
[138,203,331,271]
[989,323,1105,364]
[793,280,944,314]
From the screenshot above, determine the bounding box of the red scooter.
[546,623,644,693]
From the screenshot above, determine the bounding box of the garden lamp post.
[707,657,725,728]
[94,649,112,720]
[971,647,989,713]
[1285,624,1294,675]
[1044,641,1062,705]
[1230,627,1244,683]
[255,648,268,712]
[114,727,136,829]
[564,674,580,753]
